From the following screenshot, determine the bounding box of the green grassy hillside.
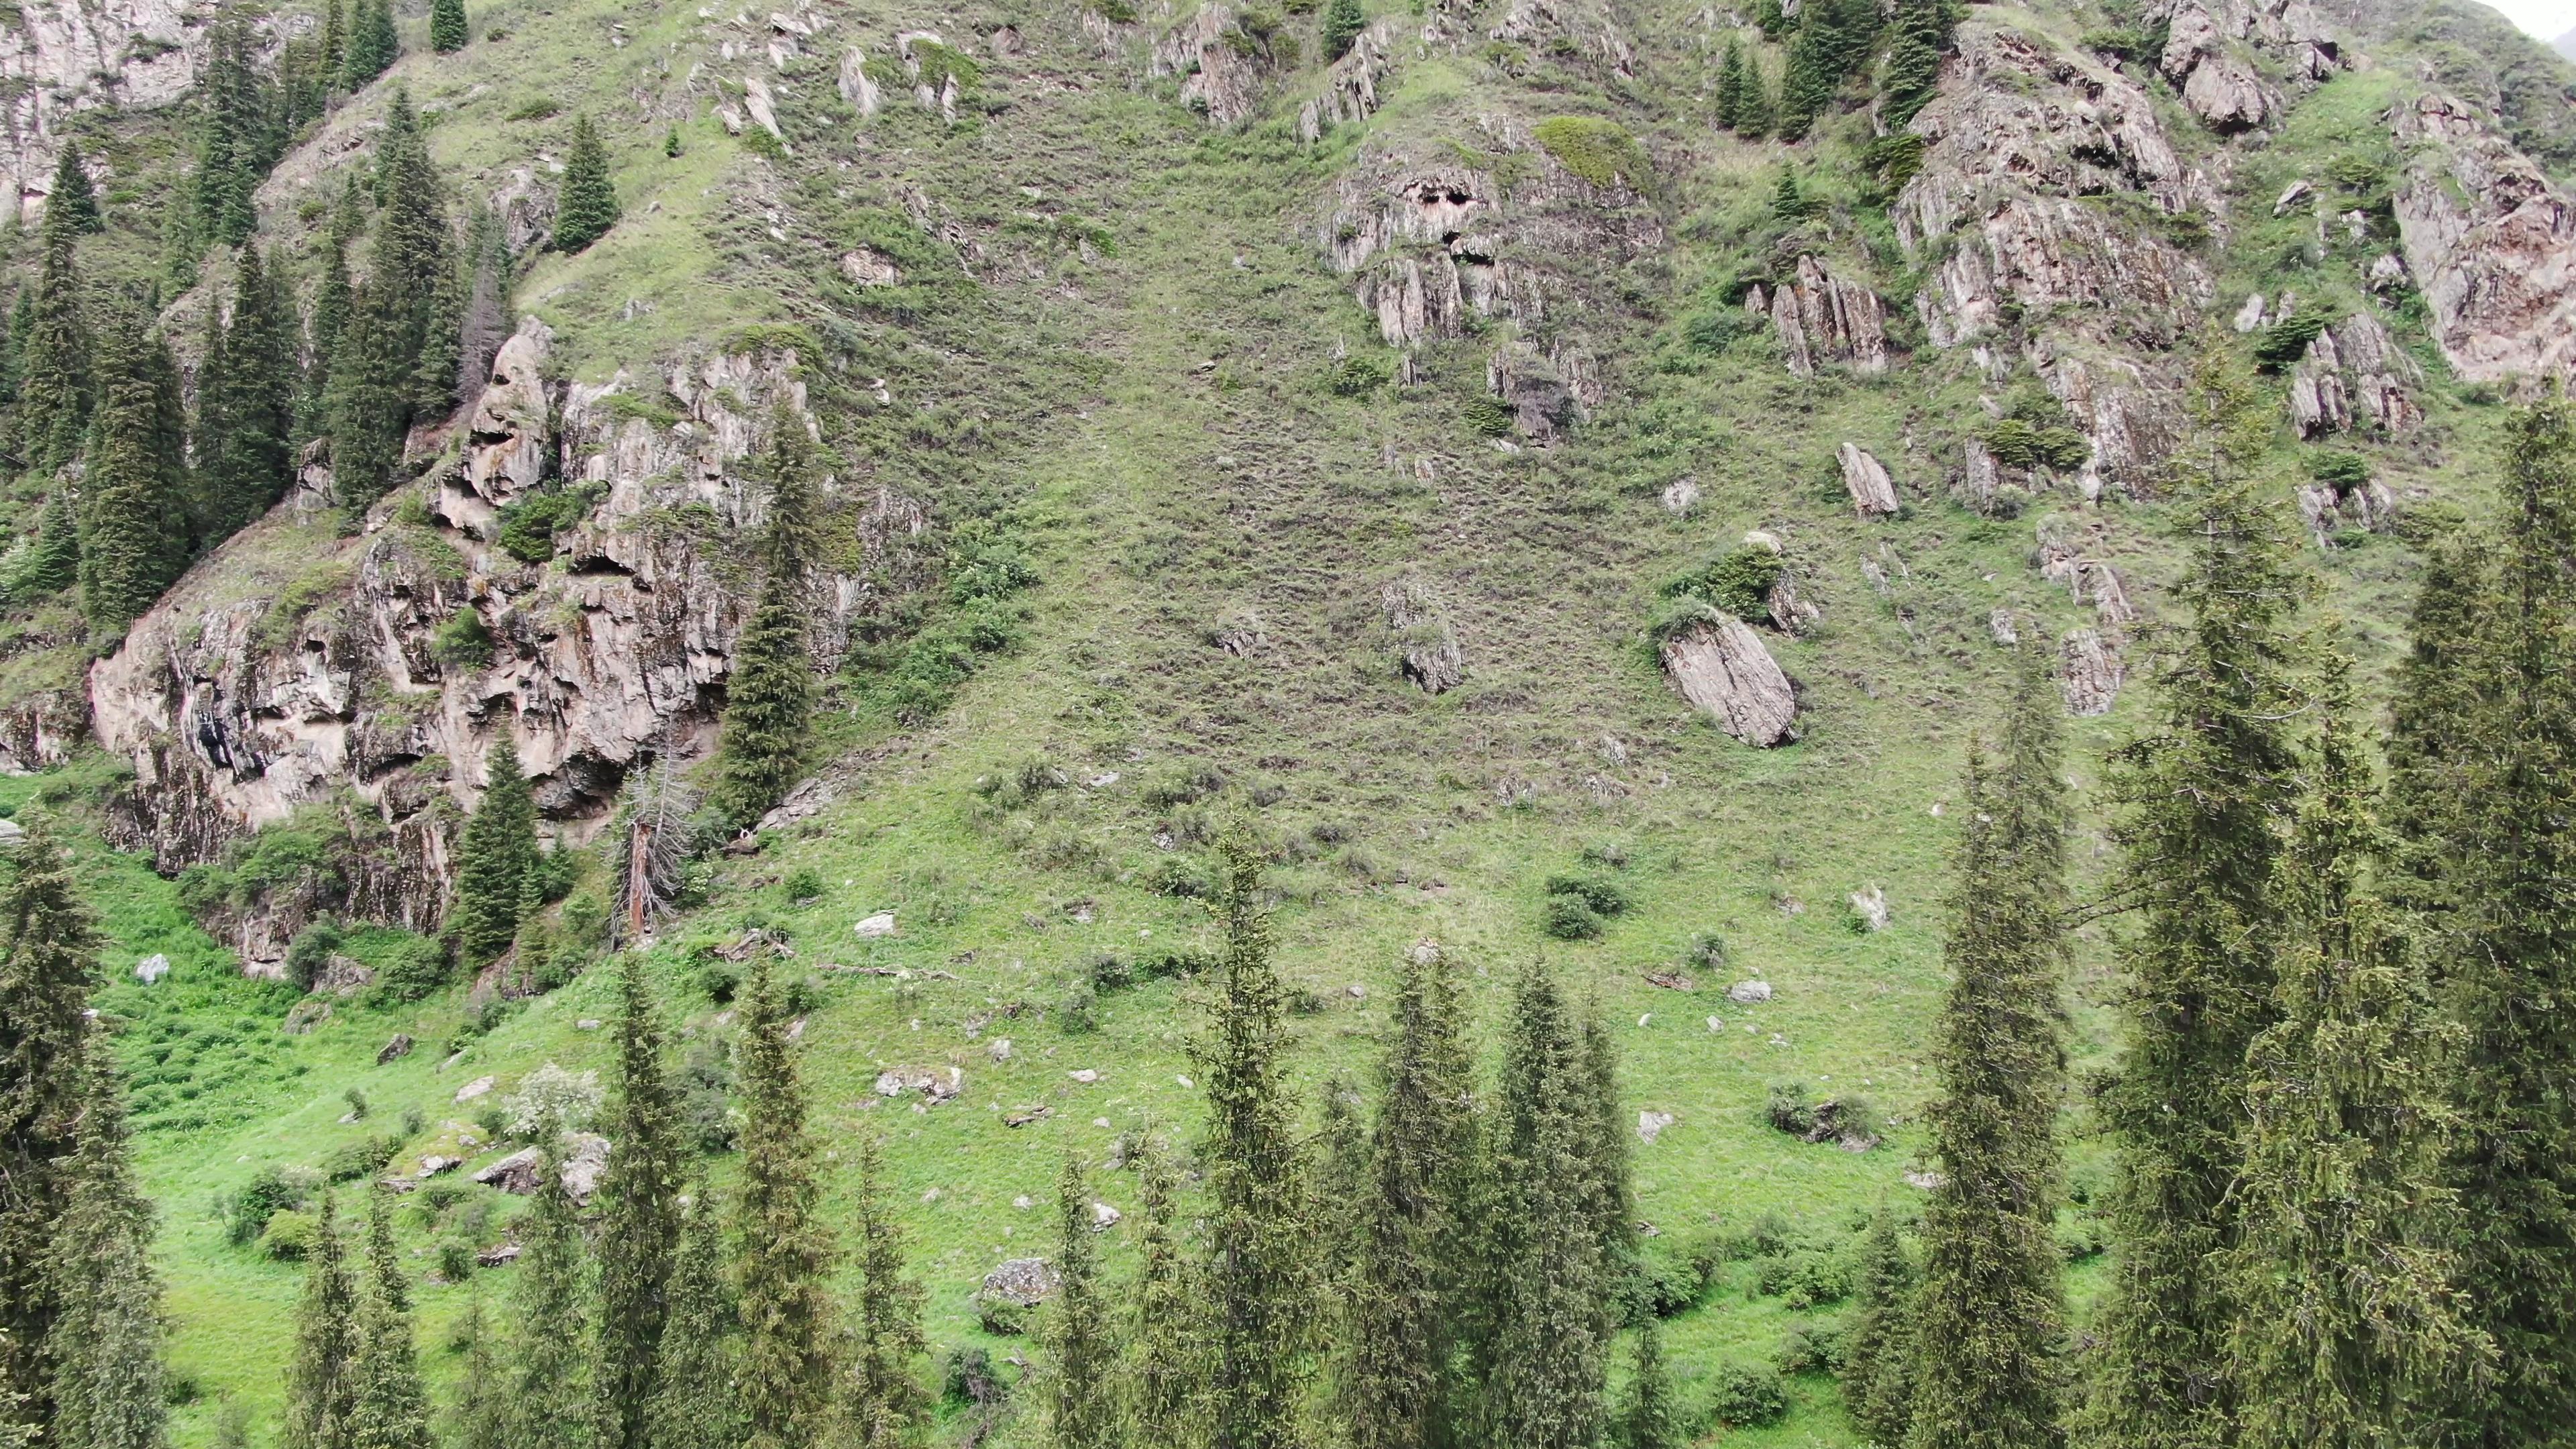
[7,0,2570,1443]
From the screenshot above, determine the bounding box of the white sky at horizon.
[2478,0,2576,42]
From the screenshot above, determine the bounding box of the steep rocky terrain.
[3,0,2574,1441]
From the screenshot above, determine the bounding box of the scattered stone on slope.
[1381,576,1464,694]
[2295,474,2398,545]
[1728,979,1774,1004]
[979,1257,1060,1309]
[1480,0,1635,75]
[2288,311,2422,437]
[1989,608,2021,646]
[1771,256,1888,378]
[838,46,882,116]
[873,1065,963,1104]
[1637,1111,1676,1144]
[1152,3,1265,127]
[377,1033,413,1065]
[1837,444,1900,518]
[1848,887,1889,932]
[2390,93,2576,384]
[1660,476,1699,515]
[1660,620,1796,747]
[1297,19,1399,142]
[2061,628,2125,716]
[1487,341,1582,441]
[134,953,170,984]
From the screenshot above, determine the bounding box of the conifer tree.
[553,117,621,254]
[1125,1138,1198,1446]
[1908,660,2071,1449]
[430,0,468,53]
[1878,0,1947,129]
[1321,0,1366,60]
[160,187,201,294]
[650,1188,743,1449]
[327,88,446,503]
[1714,37,1746,131]
[346,1191,429,1449]
[46,144,99,236]
[732,955,837,1449]
[1342,943,1474,1449]
[0,288,27,407]
[201,246,297,541]
[2080,337,2309,1449]
[1777,28,1833,139]
[2384,396,2576,1447]
[2230,660,2483,1449]
[320,0,347,89]
[17,488,81,598]
[21,229,90,475]
[196,19,267,246]
[846,1136,926,1449]
[451,737,537,965]
[1841,1206,1917,1446]
[1197,830,1312,1449]
[511,1150,590,1449]
[302,182,361,443]
[1731,53,1774,140]
[712,413,819,828]
[78,306,191,640]
[343,0,397,89]
[1048,1156,1119,1449]
[1613,1325,1678,1449]
[447,1297,503,1449]
[46,1056,164,1449]
[282,1194,360,1449]
[455,209,508,407]
[593,952,686,1449]
[1471,962,1617,1449]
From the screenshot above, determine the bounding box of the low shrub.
[2254,311,2332,370]
[1544,873,1630,915]
[258,1210,320,1260]
[1662,546,1784,623]
[1709,1362,1788,1427]
[1542,895,1603,941]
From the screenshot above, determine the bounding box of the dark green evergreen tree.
[1613,1325,1678,1449]
[46,144,99,236]
[455,209,508,406]
[46,1055,165,1449]
[1714,36,1746,131]
[1470,962,1618,1449]
[0,288,27,407]
[1908,661,2071,1449]
[553,116,620,254]
[1321,0,1366,60]
[77,307,191,641]
[195,19,267,247]
[450,736,537,965]
[327,88,447,504]
[1342,943,1473,1449]
[1878,0,1945,129]
[2079,338,2309,1449]
[319,0,347,90]
[343,0,397,89]
[593,952,686,1449]
[21,229,91,475]
[510,1150,590,1449]
[201,246,298,541]
[301,180,362,443]
[731,955,837,1449]
[2383,396,2576,1448]
[1197,830,1312,1449]
[2231,661,2483,1449]
[711,413,819,828]
[16,488,81,598]
[1048,1156,1119,1449]
[1731,50,1774,140]
[282,1193,360,1449]
[1125,1138,1198,1445]
[1840,1205,1917,1446]
[649,1188,742,1449]
[160,182,202,294]
[430,0,468,52]
[846,1136,926,1449]
[346,1191,429,1449]
[447,1296,503,1449]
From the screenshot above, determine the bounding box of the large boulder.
[2389,93,2576,385]
[1661,620,1796,746]
[1837,444,1900,518]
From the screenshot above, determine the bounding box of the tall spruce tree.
[455,209,509,408]
[1049,1156,1119,1449]
[1470,963,1618,1449]
[731,955,837,1449]
[46,144,99,235]
[430,0,468,52]
[282,1194,360,1449]
[1714,36,1746,131]
[1878,0,1947,129]
[21,228,90,475]
[195,19,268,246]
[320,0,347,89]
[343,0,397,89]
[17,488,82,598]
[2231,660,2483,1449]
[712,411,820,828]
[2078,339,2309,1449]
[46,1055,164,1449]
[1197,830,1312,1449]
[2385,396,2576,1447]
[650,1187,743,1449]
[1841,1205,1918,1446]
[509,1150,590,1449]
[1908,661,2072,1449]
[326,89,446,503]
[553,117,620,254]
[1613,1325,1678,1449]
[447,1296,503,1449]
[451,736,537,965]
[1321,0,1366,60]
[1340,943,1474,1449]
[0,816,99,1439]
[201,246,298,541]
[345,1191,429,1449]
[845,1136,927,1449]
[1125,1138,1198,1446]
[77,307,192,638]
[593,952,687,1449]
[1732,51,1774,139]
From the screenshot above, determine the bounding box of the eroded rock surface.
[2390,93,2576,384]
[1662,620,1796,746]
[0,0,213,225]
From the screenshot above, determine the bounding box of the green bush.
[1533,116,1650,189]
[1462,394,1516,437]
[284,917,344,993]
[1544,873,1630,915]
[223,1165,307,1246]
[1981,417,2091,471]
[1663,547,1784,622]
[782,867,826,902]
[1709,1363,1788,1428]
[1542,894,1604,941]
[1680,305,1762,355]
[494,486,600,565]
[1777,1322,1845,1375]
[436,1242,475,1281]
[258,1210,320,1260]
[2307,450,2371,490]
[323,1133,402,1183]
[433,611,495,668]
[368,935,450,1003]
[2254,312,2332,370]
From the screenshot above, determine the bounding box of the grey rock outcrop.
[1152,3,1265,127]
[0,0,214,226]
[1837,444,1900,518]
[2288,311,2422,437]
[1771,256,1887,378]
[1297,19,1398,142]
[1661,620,1796,747]
[2390,93,2576,384]
[2060,629,2124,716]
[1381,576,1464,694]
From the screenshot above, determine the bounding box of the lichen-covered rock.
[0,0,213,225]
[1381,576,1464,694]
[2296,476,2398,544]
[1837,444,1900,518]
[2060,628,2124,716]
[2389,93,2576,384]
[1487,341,1581,441]
[1662,620,1796,746]
[1772,256,1886,377]
[1298,19,1399,142]
[2288,311,2422,436]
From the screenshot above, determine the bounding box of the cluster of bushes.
[493,481,606,565]
[1662,545,1785,624]
[2253,311,2332,370]
[1542,869,1631,941]
[1980,414,2091,472]
[855,527,1036,724]
[1765,1081,1881,1147]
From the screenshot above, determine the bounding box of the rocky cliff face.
[86,320,905,967]
[2391,91,2576,384]
[0,0,215,225]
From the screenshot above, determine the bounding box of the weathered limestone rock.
[1772,256,1886,377]
[2389,93,2576,384]
[1297,19,1398,141]
[0,0,213,226]
[2296,476,2398,544]
[2061,629,2123,716]
[1152,3,1265,127]
[1487,342,1580,441]
[2288,312,2422,436]
[1662,620,1796,746]
[1837,444,1900,518]
[838,46,882,116]
[1483,0,1633,74]
[2181,52,2268,131]
[1381,576,1464,694]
